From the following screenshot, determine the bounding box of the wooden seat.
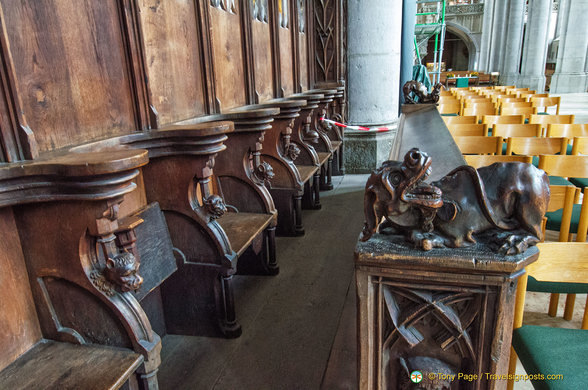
[454,136,502,155]
[531,96,560,114]
[437,102,461,115]
[482,114,525,127]
[530,114,575,136]
[492,123,542,139]
[464,154,532,168]
[0,341,143,390]
[462,104,498,119]
[508,241,588,390]
[500,106,538,119]
[446,123,488,137]
[442,115,477,125]
[217,212,276,256]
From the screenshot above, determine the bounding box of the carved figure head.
[255,161,275,182]
[361,148,442,241]
[204,194,227,220]
[287,143,301,161]
[105,251,143,292]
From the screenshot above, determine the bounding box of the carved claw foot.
[409,231,447,251]
[490,231,540,255]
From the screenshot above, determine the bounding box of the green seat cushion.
[512,325,588,389]
[527,275,588,293]
[545,203,581,233]
[441,113,459,116]
[570,177,587,190]
[566,144,573,155]
[547,176,573,186]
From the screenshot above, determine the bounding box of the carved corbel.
[317,108,332,134]
[90,200,144,295]
[282,119,301,161]
[203,194,227,221]
[302,113,319,143]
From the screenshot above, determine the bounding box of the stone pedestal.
[518,0,553,91]
[345,0,402,173]
[355,235,538,390]
[499,0,525,86]
[550,0,588,93]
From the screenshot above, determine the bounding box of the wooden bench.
[0,150,163,389]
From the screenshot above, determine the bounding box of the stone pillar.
[479,0,498,72]
[518,0,553,91]
[499,0,526,86]
[490,0,509,72]
[550,0,588,93]
[344,0,401,173]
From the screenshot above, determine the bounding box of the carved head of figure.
[397,356,456,390]
[203,194,227,220]
[254,161,275,184]
[104,251,143,292]
[360,148,443,241]
[429,83,443,103]
[286,143,301,161]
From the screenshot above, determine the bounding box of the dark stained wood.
[0,207,41,372]
[0,340,143,390]
[217,211,276,256]
[250,5,275,103]
[136,0,207,125]
[0,0,142,153]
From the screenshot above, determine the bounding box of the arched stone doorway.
[422,22,479,71]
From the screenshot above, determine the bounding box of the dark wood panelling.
[278,4,295,96]
[208,2,247,111]
[251,16,275,103]
[137,0,207,125]
[1,0,139,153]
[313,0,340,84]
[295,0,309,91]
[0,207,42,372]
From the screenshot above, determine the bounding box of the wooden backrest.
[446,123,488,137]
[505,137,568,156]
[498,97,527,104]
[500,106,538,118]
[462,99,494,108]
[482,115,525,126]
[538,155,588,178]
[506,87,529,95]
[531,96,560,114]
[571,137,588,155]
[438,96,460,105]
[530,114,575,130]
[492,124,541,138]
[542,185,579,241]
[462,105,497,117]
[442,115,477,125]
[0,208,42,372]
[463,154,532,169]
[454,136,502,155]
[437,103,461,115]
[546,123,588,138]
[500,101,533,109]
[516,90,536,98]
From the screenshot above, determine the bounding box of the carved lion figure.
[286,143,301,161]
[360,148,549,255]
[254,161,275,184]
[203,194,227,220]
[104,251,143,292]
[403,81,443,104]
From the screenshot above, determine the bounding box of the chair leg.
[582,295,588,330]
[548,293,560,317]
[294,195,304,236]
[219,274,242,338]
[264,227,279,275]
[313,173,322,209]
[564,294,576,321]
[507,347,517,390]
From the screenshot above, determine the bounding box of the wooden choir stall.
[0,0,346,389]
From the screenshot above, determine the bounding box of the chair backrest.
[571,136,588,155]
[531,96,560,114]
[440,90,453,96]
[482,115,525,126]
[538,155,588,179]
[493,124,541,139]
[446,123,488,137]
[463,154,532,168]
[546,123,588,138]
[506,87,529,95]
[498,97,527,104]
[462,105,497,118]
[516,90,536,98]
[500,102,533,109]
[505,137,568,156]
[542,185,579,241]
[443,115,478,125]
[463,100,495,109]
[493,85,514,92]
[530,114,575,130]
[500,106,537,118]
[438,102,461,115]
[454,136,502,155]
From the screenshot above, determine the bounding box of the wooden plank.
[251,14,275,103]
[216,212,274,256]
[297,164,319,183]
[0,207,42,372]
[0,340,142,390]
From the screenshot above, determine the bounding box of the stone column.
[550,0,588,93]
[490,0,509,72]
[499,0,526,86]
[518,0,553,91]
[344,0,401,173]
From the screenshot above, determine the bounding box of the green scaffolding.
[414,0,446,86]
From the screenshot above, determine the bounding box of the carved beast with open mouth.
[360,148,550,255]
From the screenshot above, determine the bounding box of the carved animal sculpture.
[403,81,443,104]
[105,251,143,292]
[203,194,227,220]
[360,148,549,255]
[254,161,275,184]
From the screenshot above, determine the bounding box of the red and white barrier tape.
[320,117,392,133]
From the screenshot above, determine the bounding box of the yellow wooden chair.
[493,85,514,92]
[500,106,538,120]
[438,102,461,116]
[442,115,478,125]
[530,96,561,114]
[482,115,525,127]
[506,87,529,95]
[462,104,498,120]
[571,136,588,155]
[516,90,536,99]
[446,123,488,137]
[505,137,568,158]
[454,136,502,155]
[493,124,542,139]
[530,114,575,136]
[463,154,532,168]
[546,123,588,138]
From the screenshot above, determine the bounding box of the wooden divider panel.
[250,0,274,103]
[0,0,144,153]
[0,208,42,372]
[208,1,247,111]
[296,0,309,91]
[137,0,207,125]
[276,0,295,95]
